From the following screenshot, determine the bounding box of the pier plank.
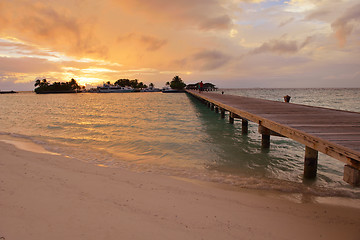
[186,90,360,171]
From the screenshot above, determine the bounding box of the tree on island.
[170,76,186,90]
[114,78,147,89]
[34,78,82,94]
[34,79,49,88]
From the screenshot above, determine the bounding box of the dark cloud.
[331,3,360,47]
[192,50,231,71]
[278,17,294,28]
[305,9,330,21]
[199,15,232,31]
[171,49,231,71]
[251,37,314,55]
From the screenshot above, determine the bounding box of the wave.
[1,131,360,200]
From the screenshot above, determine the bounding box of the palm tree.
[35,79,49,87]
[69,78,80,90]
[172,76,181,82]
[34,79,41,87]
[170,75,186,90]
[42,79,49,87]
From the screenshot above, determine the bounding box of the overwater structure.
[186,90,360,186]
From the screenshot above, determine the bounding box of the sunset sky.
[0,0,359,90]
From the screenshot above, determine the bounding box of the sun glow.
[82,68,118,74]
[76,77,104,87]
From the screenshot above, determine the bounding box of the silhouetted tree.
[114,78,147,89]
[34,78,82,94]
[34,79,41,87]
[170,76,186,90]
[34,79,49,88]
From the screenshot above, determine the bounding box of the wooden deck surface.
[186,90,360,169]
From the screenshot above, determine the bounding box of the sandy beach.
[1,139,360,240]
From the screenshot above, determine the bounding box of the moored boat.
[97,83,134,93]
[161,86,183,93]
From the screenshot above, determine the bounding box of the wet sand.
[1,139,360,240]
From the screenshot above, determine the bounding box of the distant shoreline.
[0,90,17,94]
[35,90,76,94]
[4,87,360,93]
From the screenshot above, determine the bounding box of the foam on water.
[0,134,59,155]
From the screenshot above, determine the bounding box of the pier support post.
[304,146,318,179]
[207,102,211,108]
[258,125,270,148]
[229,113,234,124]
[242,119,248,135]
[210,103,214,111]
[215,106,219,113]
[220,109,225,118]
[262,135,270,149]
[343,165,360,186]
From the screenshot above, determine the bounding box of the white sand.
[1,139,360,240]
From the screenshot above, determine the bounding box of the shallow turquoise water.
[1,89,359,198]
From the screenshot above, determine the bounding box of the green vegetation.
[114,79,147,89]
[34,78,82,94]
[170,76,186,90]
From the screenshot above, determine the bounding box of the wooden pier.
[186,90,360,186]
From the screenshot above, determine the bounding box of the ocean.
[1,88,360,199]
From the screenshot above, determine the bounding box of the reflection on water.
[0,90,359,198]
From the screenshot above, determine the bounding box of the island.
[162,76,186,93]
[34,78,83,94]
[0,90,17,94]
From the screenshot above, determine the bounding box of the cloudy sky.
[0,0,359,90]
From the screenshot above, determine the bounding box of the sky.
[0,0,359,90]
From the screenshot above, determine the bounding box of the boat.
[141,87,161,92]
[97,83,134,93]
[161,86,183,93]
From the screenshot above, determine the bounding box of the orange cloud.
[117,33,167,51]
[0,0,108,58]
[112,0,232,31]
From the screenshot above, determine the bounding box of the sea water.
[1,89,360,198]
